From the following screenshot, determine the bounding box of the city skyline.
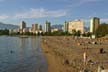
[0,0,108,27]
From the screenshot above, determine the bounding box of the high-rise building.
[45,21,51,32]
[32,24,38,31]
[64,21,68,32]
[90,17,100,34]
[19,21,26,34]
[32,24,38,33]
[39,25,42,30]
[19,21,26,29]
[67,19,84,34]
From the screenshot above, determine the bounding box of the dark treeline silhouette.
[0,29,9,35]
[96,23,108,37]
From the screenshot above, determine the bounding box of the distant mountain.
[51,24,63,30]
[0,22,19,29]
[84,27,90,32]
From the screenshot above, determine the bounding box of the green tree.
[96,23,108,37]
[72,29,81,37]
[76,30,81,37]
[0,29,9,35]
[86,32,92,37]
[72,29,76,36]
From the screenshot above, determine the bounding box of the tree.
[72,29,81,37]
[86,32,92,37]
[96,23,108,37]
[72,29,76,36]
[82,32,92,37]
[76,30,81,37]
[0,29,9,35]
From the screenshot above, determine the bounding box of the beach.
[41,36,108,72]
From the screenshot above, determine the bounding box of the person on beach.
[83,52,87,65]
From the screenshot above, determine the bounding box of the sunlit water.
[0,36,47,72]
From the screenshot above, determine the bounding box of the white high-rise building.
[19,21,26,33]
[90,17,100,34]
[19,21,26,29]
[64,21,68,32]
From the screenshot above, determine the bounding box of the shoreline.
[41,40,67,72]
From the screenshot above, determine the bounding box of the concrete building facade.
[90,17,100,34]
[32,24,38,31]
[32,24,38,33]
[67,19,84,34]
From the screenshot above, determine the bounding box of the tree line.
[0,29,9,35]
[96,23,108,37]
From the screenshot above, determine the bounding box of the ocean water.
[0,36,47,72]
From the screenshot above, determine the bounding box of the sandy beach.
[41,36,108,72]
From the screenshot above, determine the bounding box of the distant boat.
[19,35,29,38]
[10,50,14,53]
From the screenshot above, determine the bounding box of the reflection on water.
[0,36,47,72]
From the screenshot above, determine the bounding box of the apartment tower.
[90,17,100,34]
[68,19,84,34]
[45,21,51,32]
[64,21,68,32]
[19,21,26,29]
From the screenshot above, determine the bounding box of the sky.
[0,0,108,27]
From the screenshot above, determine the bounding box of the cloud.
[100,18,108,23]
[0,15,9,19]
[15,8,67,18]
[68,0,101,7]
[0,8,68,20]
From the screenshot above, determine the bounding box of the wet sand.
[41,36,108,72]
